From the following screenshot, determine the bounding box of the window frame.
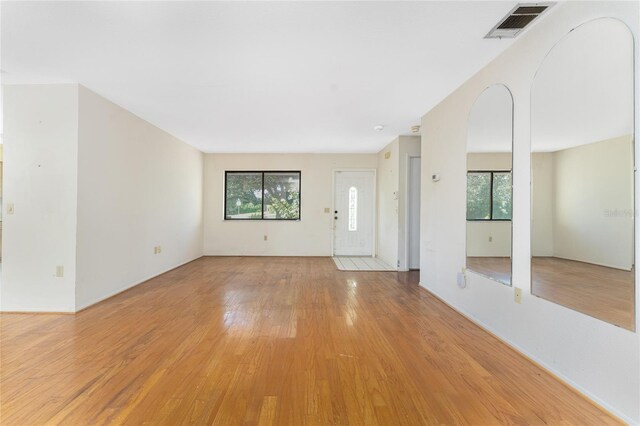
[466,170,512,222]
[224,170,302,221]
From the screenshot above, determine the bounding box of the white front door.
[333,170,375,256]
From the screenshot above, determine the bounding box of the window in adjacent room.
[224,171,301,220]
[466,171,512,220]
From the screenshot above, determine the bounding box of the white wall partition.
[420,2,639,422]
[376,135,421,269]
[2,84,204,312]
[2,85,79,312]
[75,86,204,310]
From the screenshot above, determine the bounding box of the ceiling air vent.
[485,3,554,39]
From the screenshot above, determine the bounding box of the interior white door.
[408,157,421,269]
[333,171,375,256]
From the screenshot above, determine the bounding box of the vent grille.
[498,15,538,30]
[486,3,553,39]
[513,6,548,14]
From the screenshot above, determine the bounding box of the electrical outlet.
[264,235,268,241]
[457,271,467,289]
[6,203,14,215]
[55,265,64,278]
[514,287,522,304]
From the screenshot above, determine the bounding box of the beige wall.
[203,153,377,256]
[531,152,555,256]
[551,135,633,269]
[467,152,511,170]
[466,152,512,257]
[75,86,204,309]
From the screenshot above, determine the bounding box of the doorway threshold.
[332,256,396,271]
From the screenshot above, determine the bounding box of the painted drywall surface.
[377,138,399,267]
[203,153,377,256]
[397,136,421,271]
[75,86,203,310]
[531,152,554,256]
[466,153,512,257]
[466,152,511,170]
[420,3,639,423]
[466,221,511,257]
[1,85,78,312]
[375,135,421,270]
[551,135,634,270]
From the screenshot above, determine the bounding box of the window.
[466,171,512,220]
[225,171,301,220]
[348,186,358,231]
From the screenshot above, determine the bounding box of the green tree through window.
[225,171,301,220]
[466,171,512,221]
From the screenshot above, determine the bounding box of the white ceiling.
[467,84,513,153]
[2,1,528,153]
[532,18,634,152]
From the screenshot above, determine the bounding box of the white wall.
[2,84,203,312]
[203,153,377,256]
[420,2,639,423]
[376,135,421,269]
[75,86,204,310]
[377,138,399,267]
[551,135,634,270]
[397,136,421,271]
[2,85,78,312]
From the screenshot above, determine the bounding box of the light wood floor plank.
[0,256,620,425]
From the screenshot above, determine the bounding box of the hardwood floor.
[467,257,511,285]
[0,257,619,425]
[467,256,634,330]
[532,257,635,331]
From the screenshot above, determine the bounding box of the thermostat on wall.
[431,173,440,182]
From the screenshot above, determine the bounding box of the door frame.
[404,155,421,270]
[331,168,377,257]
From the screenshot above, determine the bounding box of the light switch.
[324,207,330,213]
[56,265,64,278]
[7,203,14,215]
